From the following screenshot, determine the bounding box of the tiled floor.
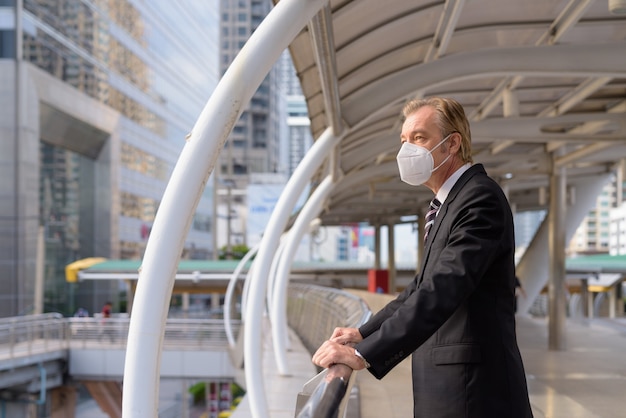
[354,290,626,418]
[354,315,626,418]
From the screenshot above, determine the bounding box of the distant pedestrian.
[74,307,89,317]
[101,301,112,319]
[100,301,115,342]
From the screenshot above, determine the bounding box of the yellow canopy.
[65,257,107,282]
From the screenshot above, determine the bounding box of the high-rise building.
[568,178,617,255]
[218,0,278,181]
[216,0,284,253]
[0,0,219,317]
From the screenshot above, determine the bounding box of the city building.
[215,0,285,254]
[569,176,618,255]
[0,0,219,317]
[609,201,626,255]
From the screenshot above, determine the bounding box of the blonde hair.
[402,97,473,164]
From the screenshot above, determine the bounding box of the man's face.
[400,106,457,191]
[400,106,444,150]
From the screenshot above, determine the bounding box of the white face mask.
[396,134,452,186]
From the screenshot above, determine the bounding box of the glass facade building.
[0,0,219,317]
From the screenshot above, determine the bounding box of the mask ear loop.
[431,153,452,173]
[429,133,453,173]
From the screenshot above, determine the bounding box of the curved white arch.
[271,175,335,375]
[223,244,258,348]
[122,0,328,416]
[267,237,288,311]
[245,126,343,417]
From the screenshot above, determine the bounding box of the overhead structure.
[285,0,626,227]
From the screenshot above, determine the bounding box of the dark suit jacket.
[356,164,533,418]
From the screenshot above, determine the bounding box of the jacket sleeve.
[359,278,418,338]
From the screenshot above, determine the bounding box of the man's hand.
[311,340,367,370]
[329,327,363,346]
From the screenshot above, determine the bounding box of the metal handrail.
[287,284,371,418]
[287,284,371,355]
[296,363,356,418]
[0,315,241,363]
[0,313,67,359]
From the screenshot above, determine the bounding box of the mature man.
[312,97,533,417]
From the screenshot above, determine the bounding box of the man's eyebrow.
[408,130,427,137]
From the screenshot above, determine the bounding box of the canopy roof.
[284,0,626,225]
[68,254,626,281]
[566,253,626,273]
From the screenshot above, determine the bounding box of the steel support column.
[548,152,567,350]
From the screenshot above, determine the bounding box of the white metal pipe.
[271,175,334,375]
[224,244,259,348]
[267,238,288,311]
[241,263,255,318]
[245,126,342,417]
[122,0,327,415]
[516,173,612,314]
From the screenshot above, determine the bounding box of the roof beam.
[538,77,612,117]
[308,5,344,136]
[471,113,626,142]
[470,0,595,121]
[556,142,614,168]
[343,42,626,128]
[537,0,596,45]
[424,0,466,62]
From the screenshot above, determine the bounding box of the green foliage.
[219,244,251,260]
[188,382,206,404]
[231,382,245,398]
[187,381,246,406]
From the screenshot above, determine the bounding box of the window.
[0,30,16,58]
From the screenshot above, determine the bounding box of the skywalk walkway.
[252,290,626,418]
[3,293,625,417]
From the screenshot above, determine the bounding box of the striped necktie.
[424,198,441,242]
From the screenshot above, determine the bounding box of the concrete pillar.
[374,223,381,270]
[387,223,396,293]
[182,292,190,318]
[211,293,220,310]
[548,153,567,351]
[581,278,589,318]
[609,287,616,319]
[617,282,624,317]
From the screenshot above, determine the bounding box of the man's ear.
[449,132,462,153]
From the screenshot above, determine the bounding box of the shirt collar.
[436,163,471,204]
